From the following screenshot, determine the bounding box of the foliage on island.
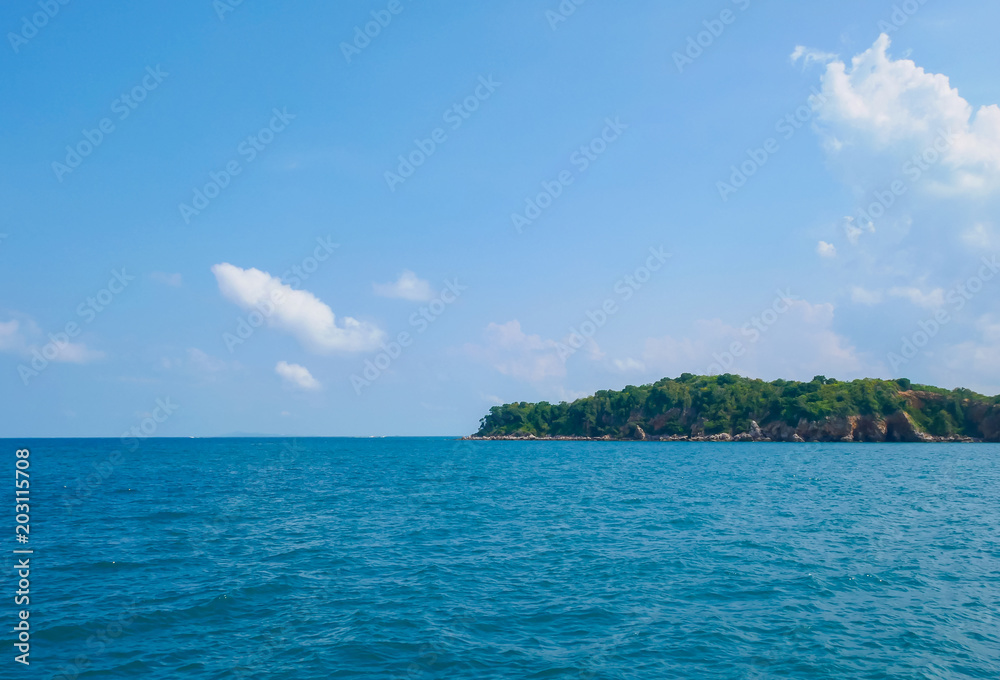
[476,374,1000,441]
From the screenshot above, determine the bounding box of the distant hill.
[471,375,1000,442]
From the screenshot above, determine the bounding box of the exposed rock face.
[732,420,771,442]
[884,411,936,442]
[855,416,888,441]
[468,395,999,442]
[756,413,945,443]
[649,409,681,432]
[973,404,1000,440]
[473,375,1000,442]
[762,421,796,442]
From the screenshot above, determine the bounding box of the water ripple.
[15,439,1000,678]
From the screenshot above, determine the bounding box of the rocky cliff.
[471,376,1000,442]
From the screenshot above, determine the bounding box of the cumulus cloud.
[464,320,567,382]
[803,33,1000,387]
[814,33,1000,194]
[373,270,434,302]
[843,216,875,245]
[53,342,104,363]
[464,319,607,384]
[961,223,998,250]
[0,320,24,353]
[275,361,321,391]
[613,357,646,372]
[817,241,837,258]
[888,286,945,309]
[0,317,103,364]
[844,282,953,310]
[186,347,229,373]
[640,299,875,381]
[212,263,384,353]
[942,315,1000,395]
[790,45,837,69]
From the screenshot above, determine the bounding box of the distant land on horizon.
[471,374,1000,443]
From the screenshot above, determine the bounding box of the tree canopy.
[476,374,997,439]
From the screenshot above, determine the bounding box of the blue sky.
[3,0,999,436]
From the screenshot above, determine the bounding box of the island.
[469,375,1000,442]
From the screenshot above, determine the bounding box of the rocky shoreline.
[466,413,985,443]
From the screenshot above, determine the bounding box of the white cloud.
[790,45,837,69]
[0,317,102,363]
[464,320,567,382]
[961,223,997,250]
[275,361,321,391]
[187,347,225,372]
[373,270,434,302]
[613,357,646,372]
[943,315,1000,395]
[641,329,712,373]
[640,300,875,381]
[0,320,23,353]
[843,216,875,245]
[799,31,1000,338]
[845,223,862,245]
[54,342,104,363]
[888,286,945,309]
[817,241,837,258]
[212,263,384,353]
[814,33,1000,194]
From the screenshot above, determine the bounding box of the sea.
[8,438,1000,679]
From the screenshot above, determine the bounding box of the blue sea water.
[7,438,1000,679]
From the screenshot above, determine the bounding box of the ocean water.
[9,438,1000,679]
